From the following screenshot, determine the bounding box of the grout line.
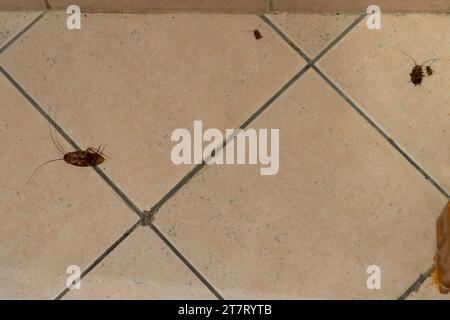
[265,13,450,199]
[0,65,144,217]
[145,64,312,218]
[150,225,224,300]
[0,11,45,56]
[144,15,317,218]
[0,65,223,298]
[260,15,311,63]
[267,0,274,13]
[310,14,366,64]
[262,14,366,66]
[238,65,310,129]
[44,0,52,10]
[398,265,434,300]
[54,220,141,300]
[313,65,450,199]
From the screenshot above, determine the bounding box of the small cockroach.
[26,114,107,185]
[402,51,439,86]
[243,23,263,40]
[253,29,262,40]
[426,65,433,76]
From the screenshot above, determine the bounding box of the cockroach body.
[253,29,262,40]
[242,23,263,40]
[63,148,105,167]
[403,51,439,86]
[26,112,107,185]
[410,64,424,86]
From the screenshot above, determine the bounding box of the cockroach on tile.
[402,51,439,86]
[243,22,263,40]
[26,113,108,185]
[253,29,262,40]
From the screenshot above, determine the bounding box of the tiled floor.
[0,10,449,300]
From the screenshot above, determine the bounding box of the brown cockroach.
[243,23,263,40]
[253,29,262,40]
[26,114,107,185]
[402,52,439,86]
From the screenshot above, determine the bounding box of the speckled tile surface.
[153,70,447,299]
[0,11,448,300]
[0,12,305,210]
[63,227,216,299]
[0,74,138,299]
[267,13,358,57]
[318,14,450,196]
[0,11,40,47]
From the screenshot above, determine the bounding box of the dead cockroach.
[402,51,439,86]
[253,29,262,40]
[26,113,107,185]
[426,65,433,76]
[243,23,263,40]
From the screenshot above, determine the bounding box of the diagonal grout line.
[0,11,45,56]
[398,265,434,300]
[150,225,224,299]
[1,65,222,299]
[260,15,311,63]
[310,14,366,64]
[54,220,141,300]
[266,13,450,199]
[313,65,450,199]
[144,15,319,218]
[0,65,144,217]
[145,64,312,218]
[266,12,449,298]
[262,14,367,66]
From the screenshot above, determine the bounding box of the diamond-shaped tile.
[63,227,216,299]
[318,14,450,195]
[0,12,305,210]
[154,70,447,299]
[0,74,138,299]
[267,13,359,57]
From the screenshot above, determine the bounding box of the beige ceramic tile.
[0,75,139,299]
[267,13,358,57]
[408,277,450,300]
[154,70,447,299]
[318,14,450,195]
[64,227,215,299]
[47,0,268,13]
[0,12,305,210]
[0,11,40,47]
